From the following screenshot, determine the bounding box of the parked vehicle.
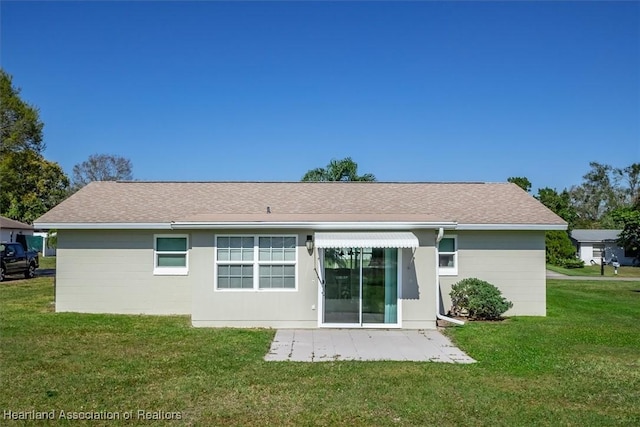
[0,242,39,281]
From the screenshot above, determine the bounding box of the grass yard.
[547,263,640,277]
[37,254,56,270]
[1,278,639,426]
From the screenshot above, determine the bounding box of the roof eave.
[36,221,566,231]
[456,223,568,231]
[170,221,458,230]
[33,222,173,230]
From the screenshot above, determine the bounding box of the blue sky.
[1,1,638,192]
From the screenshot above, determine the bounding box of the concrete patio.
[264,329,476,363]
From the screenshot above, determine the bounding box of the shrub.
[560,258,585,269]
[546,230,576,265]
[449,278,513,320]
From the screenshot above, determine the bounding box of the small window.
[438,236,458,276]
[154,235,188,275]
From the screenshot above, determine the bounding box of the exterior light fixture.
[305,235,314,255]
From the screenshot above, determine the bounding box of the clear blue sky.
[2,1,638,192]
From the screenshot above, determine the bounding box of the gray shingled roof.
[34,181,566,228]
[570,229,621,243]
[0,216,34,230]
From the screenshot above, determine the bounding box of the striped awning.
[314,232,419,249]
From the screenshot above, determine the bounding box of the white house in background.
[0,216,33,243]
[570,229,637,266]
[34,181,566,329]
[33,232,57,257]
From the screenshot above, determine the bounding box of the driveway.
[265,329,476,363]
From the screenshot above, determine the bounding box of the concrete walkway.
[546,270,640,281]
[264,329,476,363]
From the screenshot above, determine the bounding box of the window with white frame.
[216,235,297,290]
[438,236,458,275]
[154,235,189,275]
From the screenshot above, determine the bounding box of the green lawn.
[37,255,56,270]
[1,278,639,426]
[547,263,640,277]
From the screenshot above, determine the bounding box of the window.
[154,235,188,275]
[258,236,296,289]
[216,235,297,290]
[592,244,604,260]
[438,236,458,276]
[216,236,254,289]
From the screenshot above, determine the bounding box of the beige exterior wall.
[439,231,546,316]
[401,230,437,329]
[191,229,319,328]
[192,229,437,329]
[55,228,545,326]
[56,230,191,314]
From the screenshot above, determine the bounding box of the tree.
[0,69,69,223]
[612,199,640,264]
[536,187,578,229]
[535,186,579,266]
[0,149,69,223]
[614,163,640,206]
[301,157,376,182]
[71,154,133,190]
[507,176,532,193]
[0,69,45,156]
[569,162,625,228]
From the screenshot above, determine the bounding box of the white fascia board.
[33,222,173,230]
[456,223,568,231]
[170,221,458,230]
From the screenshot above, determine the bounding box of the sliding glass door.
[322,248,398,326]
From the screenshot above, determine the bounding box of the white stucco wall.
[439,231,547,316]
[1,228,33,243]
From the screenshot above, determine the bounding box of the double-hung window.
[154,235,189,275]
[216,235,297,290]
[216,236,255,289]
[438,235,458,276]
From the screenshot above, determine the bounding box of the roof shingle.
[34,181,566,227]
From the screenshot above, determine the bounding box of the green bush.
[449,278,513,320]
[560,258,585,269]
[546,230,576,265]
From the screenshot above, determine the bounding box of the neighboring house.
[33,232,57,257]
[0,216,34,244]
[570,229,637,266]
[34,181,566,329]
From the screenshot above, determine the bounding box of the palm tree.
[301,157,376,182]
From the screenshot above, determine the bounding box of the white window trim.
[438,234,458,276]
[214,234,298,292]
[154,234,189,276]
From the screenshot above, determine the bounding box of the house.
[570,229,637,266]
[34,181,566,329]
[0,216,34,244]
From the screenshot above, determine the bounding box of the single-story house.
[570,229,637,266]
[34,181,566,329]
[0,215,34,244]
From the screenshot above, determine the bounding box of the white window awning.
[314,232,419,249]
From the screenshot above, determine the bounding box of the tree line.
[508,164,640,265]
[1,70,133,224]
